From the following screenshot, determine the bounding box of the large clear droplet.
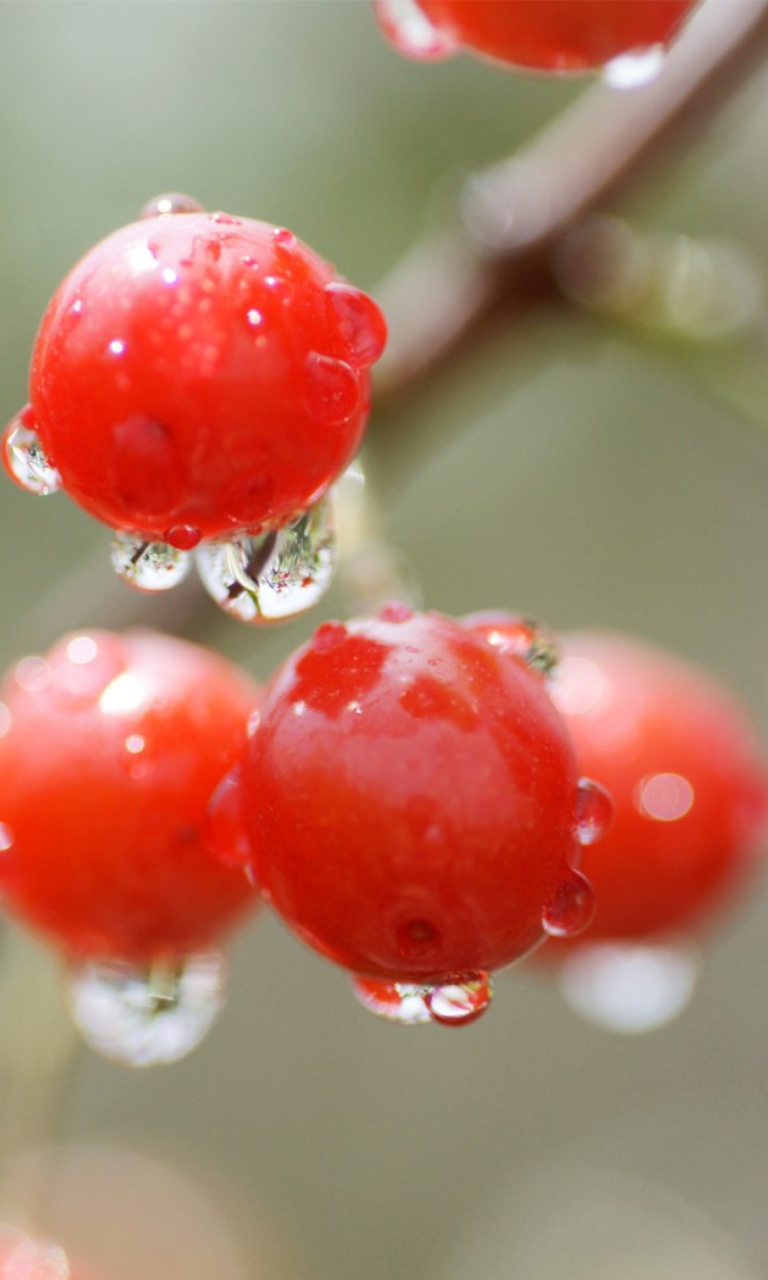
[350,975,432,1025]
[373,0,457,59]
[2,415,61,496]
[424,971,493,1027]
[139,192,204,218]
[574,777,614,845]
[603,45,666,90]
[542,870,596,939]
[65,951,226,1067]
[558,940,700,1033]
[196,496,336,624]
[110,531,193,592]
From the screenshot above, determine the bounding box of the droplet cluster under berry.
[4,198,386,623]
[233,606,610,1026]
[0,629,260,1064]
[374,0,697,75]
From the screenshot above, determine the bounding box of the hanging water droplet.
[111,531,193,592]
[196,495,336,624]
[574,777,614,845]
[65,950,226,1067]
[140,192,204,218]
[350,975,432,1025]
[425,971,493,1027]
[2,416,61,496]
[164,523,202,551]
[325,283,388,369]
[373,0,457,59]
[542,870,596,938]
[558,940,700,1033]
[603,45,666,90]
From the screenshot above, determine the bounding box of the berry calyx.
[0,629,260,963]
[375,0,697,73]
[238,607,603,998]
[11,205,385,544]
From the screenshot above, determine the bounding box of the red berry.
[239,608,598,994]
[11,208,385,543]
[0,630,259,962]
[547,631,768,944]
[375,0,696,72]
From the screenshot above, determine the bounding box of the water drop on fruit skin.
[425,972,493,1026]
[305,353,362,426]
[65,950,226,1067]
[111,532,193,593]
[350,975,432,1024]
[140,192,205,218]
[2,412,61,496]
[373,0,458,60]
[205,770,253,869]
[325,283,388,369]
[165,524,202,551]
[542,870,596,938]
[574,777,614,845]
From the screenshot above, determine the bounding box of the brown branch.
[373,0,768,407]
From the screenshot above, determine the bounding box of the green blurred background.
[1,3,768,1279]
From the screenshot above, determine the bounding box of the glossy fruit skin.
[411,1,695,71]
[548,632,768,943]
[0,630,260,962]
[28,212,385,541]
[239,608,587,981]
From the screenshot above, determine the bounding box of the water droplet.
[164,524,202,551]
[425,971,493,1026]
[205,770,252,869]
[305,353,361,426]
[325,283,387,368]
[559,940,700,1033]
[574,777,613,845]
[140,192,204,218]
[378,601,414,624]
[350,975,432,1025]
[2,415,61,495]
[65,950,226,1067]
[603,44,666,90]
[373,0,457,59]
[196,495,336,624]
[543,870,596,938]
[111,532,193,592]
[312,621,348,652]
[272,226,297,250]
[472,614,559,679]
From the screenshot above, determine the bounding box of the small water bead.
[378,602,414,624]
[196,496,337,624]
[558,940,700,1033]
[574,777,614,845]
[305,353,362,426]
[485,616,559,680]
[350,975,432,1025]
[373,0,457,59]
[205,770,252,869]
[2,415,61,496]
[272,227,297,251]
[164,523,202,551]
[139,192,205,219]
[542,870,596,939]
[110,531,193,592]
[65,950,226,1067]
[424,972,493,1027]
[325,283,388,369]
[603,45,667,90]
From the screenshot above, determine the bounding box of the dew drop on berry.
[65,950,226,1067]
[542,870,596,939]
[272,227,297,251]
[373,0,457,59]
[139,192,205,219]
[110,532,193,592]
[558,940,700,1033]
[350,975,432,1025]
[312,621,348,652]
[325,283,388,369]
[424,971,493,1027]
[196,495,337,624]
[2,415,61,496]
[164,524,202,551]
[205,769,253,869]
[603,45,666,90]
[377,602,414,624]
[574,777,614,846]
[472,615,559,679]
[305,353,362,426]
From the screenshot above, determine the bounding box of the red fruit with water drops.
[239,606,600,990]
[0,630,259,962]
[546,632,768,944]
[10,205,385,542]
[375,0,696,71]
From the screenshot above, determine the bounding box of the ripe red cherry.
[0,629,259,962]
[375,0,696,72]
[11,207,385,543]
[545,631,768,944]
[239,607,599,997]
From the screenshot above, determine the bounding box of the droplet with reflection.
[110,531,193,592]
[373,0,457,60]
[350,975,432,1025]
[2,413,61,496]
